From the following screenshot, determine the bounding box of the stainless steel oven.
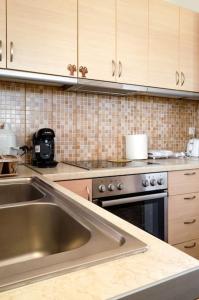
[92,172,168,241]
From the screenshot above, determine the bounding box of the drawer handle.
[184,219,196,225]
[184,172,196,176]
[184,242,196,249]
[184,196,196,200]
[86,185,91,201]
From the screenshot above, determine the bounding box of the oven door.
[94,192,168,241]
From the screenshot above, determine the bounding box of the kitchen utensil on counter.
[187,139,199,157]
[0,123,17,155]
[32,128,58,168]
[148,150,174,159]
[0,123,31,157]
[126,134,148,160]
[0,155,20,177]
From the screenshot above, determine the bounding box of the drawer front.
[168,169,199,195]
[168,216,199,244]
[175,239,199,260]
[169,193,199,220]
[57,179,92,201]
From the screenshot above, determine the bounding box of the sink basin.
[0,177,147,291]
[0,180,44,205]
[0,203,91,266]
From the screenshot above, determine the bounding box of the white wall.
[166,0,199,12]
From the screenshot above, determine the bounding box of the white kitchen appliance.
[187,139,199,157]
[0,123,17,155]
[125,134,148,160]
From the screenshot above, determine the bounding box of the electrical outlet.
[188,127,195,136]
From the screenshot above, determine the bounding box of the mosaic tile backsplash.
[0,81,199,162]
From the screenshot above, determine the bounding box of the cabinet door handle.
[184,172,196,176]
[118,61,122,77]
[184,242,196,249]
[79,66,88,78]
[10,41,14,62]
[184,219,196,225]
[86,185,91,201]
[184,196,196,200]
[112,60,116,77]
[176,71,179,85]
[0,40,2,62]
[67,64,77,76]
[181,72,185,86]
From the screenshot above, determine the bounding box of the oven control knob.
[117,183,124,190]
[108,184,115,191]
[150,179,157,186]
[98,184,106,192]
[157,178,164,185]
[142,179,149,187]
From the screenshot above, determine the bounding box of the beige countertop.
[0,176,199,299]
[28,157,199,181]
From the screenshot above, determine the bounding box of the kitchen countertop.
[0,176,199,300]
[1,161,199,299]
[28,157,199,181]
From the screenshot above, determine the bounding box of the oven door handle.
[99,192,168,208]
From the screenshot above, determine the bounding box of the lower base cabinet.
[168,216,199,245]
[168,170,199,260]
[57,179,92,201]
[174,239,199,260]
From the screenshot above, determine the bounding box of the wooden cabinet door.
[117,0,148,85]
[57,179,92,201]
[0,0,6,69]
[78,0,116,81]
[7,0,77,76]
[148,0,180,89]
[179,8,199,92]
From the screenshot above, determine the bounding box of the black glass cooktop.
[63,160,159,170]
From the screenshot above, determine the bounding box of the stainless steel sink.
[0,179,44,205]
[0,177,147,292]
[0,203,91,265]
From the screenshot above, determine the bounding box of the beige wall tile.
[0,81,198,161]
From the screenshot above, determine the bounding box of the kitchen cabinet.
[175,239,199,260]
[148,0,179,90]
[57,179,92,201]
[0,0,6,69]
[78,0,116,81]
[6,0,77,76]
[168,169,199,195]
[168,169,199,258]
[179,8,199,92]
[78,0,148,85]
[117,0,148,85]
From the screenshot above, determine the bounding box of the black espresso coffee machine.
[32,128,58,168]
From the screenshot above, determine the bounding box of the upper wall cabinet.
[148,0,180,90]
[6,0,77,77]
[0,0,6,69]
[117,0,148,85]
[179,8,199,92]
[78,0,116,81]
